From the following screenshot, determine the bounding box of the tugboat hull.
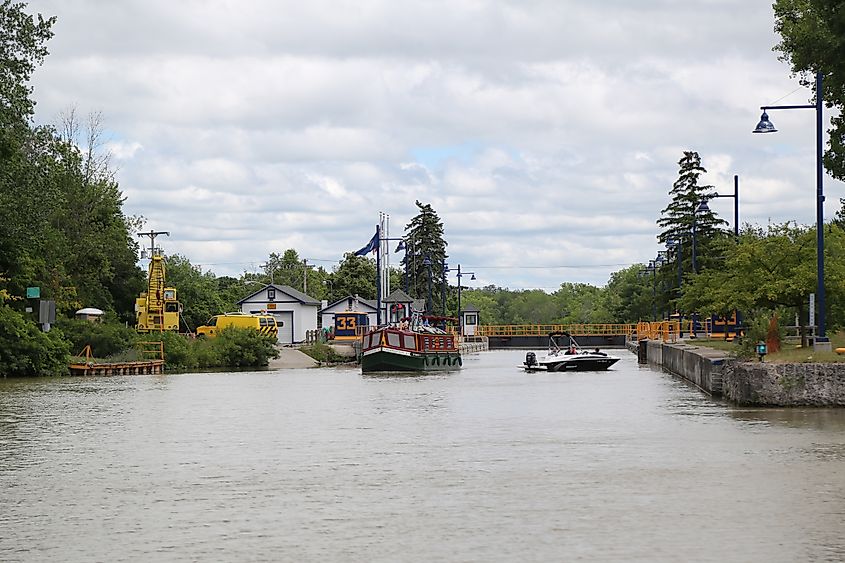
[361,348,462,372]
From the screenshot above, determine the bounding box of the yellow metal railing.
[477,324,637,338]
[635,321,680,343]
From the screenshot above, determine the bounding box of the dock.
[68,342,165,376]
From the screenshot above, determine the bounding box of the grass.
[689,332,845,363]
[299,342,349,364]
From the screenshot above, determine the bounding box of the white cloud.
[26,0,845,290]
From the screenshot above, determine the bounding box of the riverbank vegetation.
[694,332,845,364]
[298,342,349,364]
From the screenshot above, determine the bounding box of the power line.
[466,263,634,270]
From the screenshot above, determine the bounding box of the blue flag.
[354,229,379,256]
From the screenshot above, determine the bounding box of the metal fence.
[477,324,637,338]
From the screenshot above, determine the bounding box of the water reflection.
[729,406,845,430]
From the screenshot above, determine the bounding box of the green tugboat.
[360,315,462,373]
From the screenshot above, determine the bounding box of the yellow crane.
[135,230,182,332]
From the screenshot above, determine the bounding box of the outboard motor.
[524,351,537,367]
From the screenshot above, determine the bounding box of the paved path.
[267,347,319,369]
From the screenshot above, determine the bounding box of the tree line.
[4,0,845,375]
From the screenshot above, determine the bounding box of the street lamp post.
[442,261,449,318]
[656,251,668,319]
[422,256,433,316]
[454,264,476,336]
[753,71,829,348]
[690,202,709,337]
[666,238,682,291]
[702,175,740,239]
[639,260,657,322]
[691,199,711,275]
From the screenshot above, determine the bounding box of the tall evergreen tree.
[656,151,728,275]
[403,201,447,314]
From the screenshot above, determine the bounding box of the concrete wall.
[641,340,845,406]
[644,340,727,395]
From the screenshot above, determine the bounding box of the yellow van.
[196,312,278,339]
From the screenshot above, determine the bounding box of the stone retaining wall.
[637,340,845,406]
[723,362,845,406]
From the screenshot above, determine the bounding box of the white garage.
[238,284,319,344]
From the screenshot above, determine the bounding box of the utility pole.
[260,262,275,284]
[137,230,169,258]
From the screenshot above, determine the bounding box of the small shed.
[75,307,105,322]
[237,284,320,344]
[461,304,480,336]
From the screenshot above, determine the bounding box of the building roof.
[237,284,320,306]
[319,295,377,313]
[75,307,105,316]
[383,288,414,303]
[462,304,480,312]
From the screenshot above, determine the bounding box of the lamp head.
[696,200,710,214]
[422,256,431,266]
[753,111,777,133]
[470,274,476,280]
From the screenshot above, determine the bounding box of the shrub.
[0,305,70,376]
[192,336,221,368]
[214,327,279,368]
[738,310,786,359]
[157,331,197,369]
[56,316,139,359]
[299,342,346,363]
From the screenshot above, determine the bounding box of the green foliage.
[214,327,280,368]
[679,222,818,320]
[299,342,346,363]
[656,151,729,274]
[145,329,278,371]
[737,310,786,359]
[158,331,195,369]
[0,0,55,126]
[330,253,377,300]
[461,289,502,325]
[554,283,612,323]
[164,254,226,331]
[260,249,327,299]
[56,317,138,358]
[0,304,69,376]
[773,0,845,181]
[603,265,653,322]
[191,336,222,368]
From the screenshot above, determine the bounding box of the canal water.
[1,350,844,562]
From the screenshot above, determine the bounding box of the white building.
[319,295,377,330]
[237,284,319,344]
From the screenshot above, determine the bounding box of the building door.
[273,311,294,344]
[463,313,478,336]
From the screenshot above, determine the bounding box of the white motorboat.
[522,332,619,372]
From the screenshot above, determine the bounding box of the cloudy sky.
[26,0,845,290]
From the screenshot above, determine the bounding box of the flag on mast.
[354,228,379,256]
